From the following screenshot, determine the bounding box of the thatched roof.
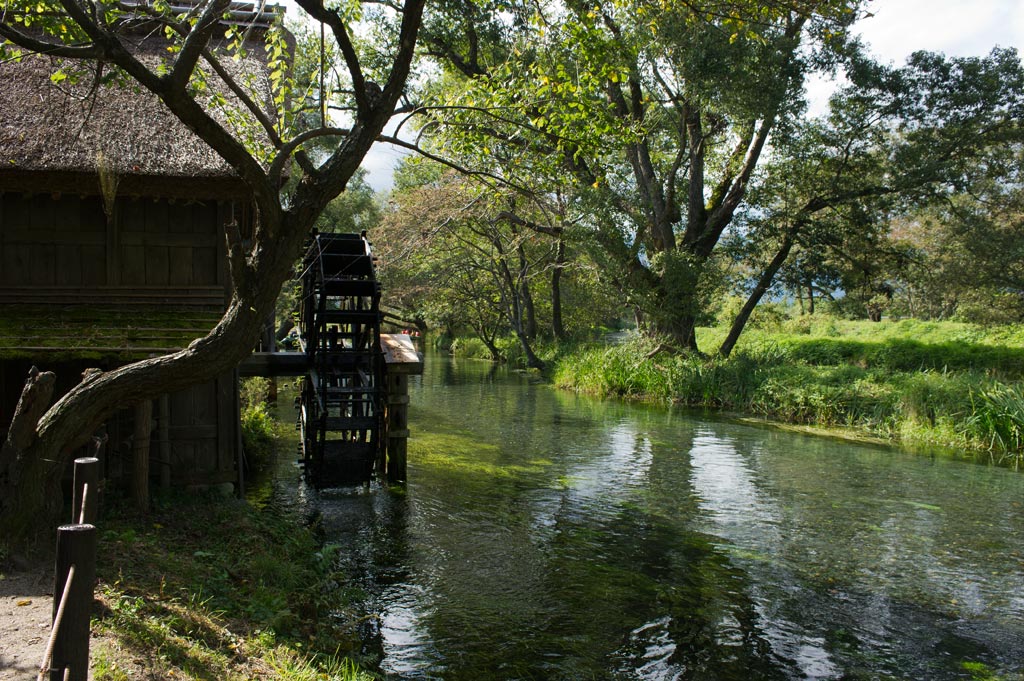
[0,31,278,200]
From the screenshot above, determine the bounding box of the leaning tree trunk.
[718,231,795,358]
[514,328,545,370]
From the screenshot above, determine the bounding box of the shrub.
[241,376,271,410]
[449,336,499,360]
[241,403,276,472]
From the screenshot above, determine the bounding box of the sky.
[358,0,1024,191]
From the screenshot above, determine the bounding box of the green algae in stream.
[412,430,553,479]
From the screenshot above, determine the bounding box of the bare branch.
[200,47,283,146]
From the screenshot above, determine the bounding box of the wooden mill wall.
[0,193,227,295]
[0,191,242,491]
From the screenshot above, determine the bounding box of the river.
[260,352,1024,680]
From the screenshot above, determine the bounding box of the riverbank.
[78,491,371,681]
[546,318,1024,462]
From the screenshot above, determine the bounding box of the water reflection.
[259,353,1024,680]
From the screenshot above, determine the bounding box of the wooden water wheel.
[298,231,385,487]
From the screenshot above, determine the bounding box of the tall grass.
[963,385,1024,456]
[93,494,373,680]
[552,325,1024,461]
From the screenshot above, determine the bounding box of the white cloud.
[857,0,1024,63]
[805,0,1023,116]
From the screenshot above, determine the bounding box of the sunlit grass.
[91,493,372,680]
[551,318,1024,461]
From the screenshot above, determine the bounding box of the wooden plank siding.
[0,191,246,490]
[0,194,222,289]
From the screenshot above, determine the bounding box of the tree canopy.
[395,1,1024,353]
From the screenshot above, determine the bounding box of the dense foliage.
[0,0,425,545]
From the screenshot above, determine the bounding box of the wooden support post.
[158,395,171,489]
[379,333,422,484]
[50,524,97,681]
[386,373,410,482]
[71,457,99,525]
[132,400,153,512]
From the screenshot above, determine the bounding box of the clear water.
[261,353,1024,680]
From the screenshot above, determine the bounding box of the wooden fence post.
[49,524,97,681]
[71,458,99,525]
[379,333,422,484]
[132,400,153,512]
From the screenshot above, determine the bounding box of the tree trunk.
[719,232,794,358]
[0,368,60,545]
[551,238,566,341]
[514,329,545,370]
[482,336,502,362]
[521,281,537,340]
[655,315,700,353]
[518,245,537,340]
[807,281,815,314]
[275,317,295,342]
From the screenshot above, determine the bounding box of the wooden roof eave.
[0,169,253,202]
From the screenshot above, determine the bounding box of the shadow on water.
[252,353,1024,680]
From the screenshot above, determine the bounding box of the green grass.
[92,493,375,680]
[550,318,1024,462]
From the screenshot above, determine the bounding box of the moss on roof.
[0,306,222,361]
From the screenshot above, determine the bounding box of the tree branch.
[293,0,368,117]
[168,0,230,93]
[0,23,101,58]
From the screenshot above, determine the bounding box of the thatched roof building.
[0,20,279,199]
[0,5,291,492]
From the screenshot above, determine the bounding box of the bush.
[449,336,498,360]
[239,377,276,473]
[549,328,1024,459]
[241,403,276,472]
[240,376,271,409]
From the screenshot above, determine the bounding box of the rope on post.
[37,565,75,681]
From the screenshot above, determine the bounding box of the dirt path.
[0,569,53,681]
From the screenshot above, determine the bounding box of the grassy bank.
[550,318,1024,462]
[91,492,374,681]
